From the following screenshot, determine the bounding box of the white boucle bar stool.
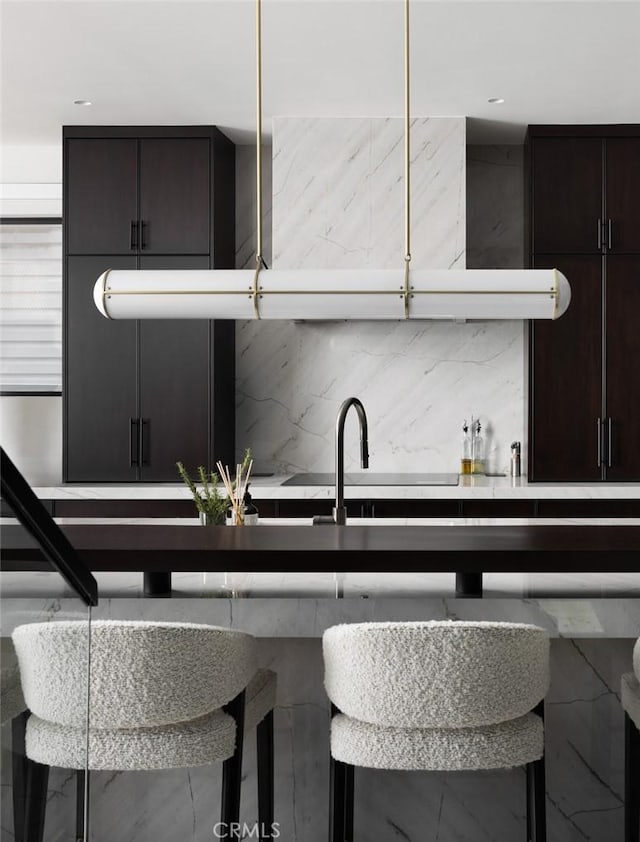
[12,620,277,842]
[323,620,550,842]
[621,638,640,842]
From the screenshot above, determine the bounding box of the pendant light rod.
[402,0,411,318]
[255,0,264,269]
[404,0,411,269]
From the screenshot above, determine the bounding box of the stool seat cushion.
[1,661,26,724]
[13,620,256,728]
[622,672,640,731]
[26,708,236,771]
[331,712,544,772]
[323,621,549,728]
[23,669,276,772]
[634,640,640,683]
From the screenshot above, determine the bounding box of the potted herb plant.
[176,463,229,525]
[177,450,252,525]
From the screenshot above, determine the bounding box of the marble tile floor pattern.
[0,638,633,841]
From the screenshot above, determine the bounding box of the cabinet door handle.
[130,220,138,250]
[129,417,140,466]
[140,418,149,466]
[140,220,147,250]
[597,219,602,250]
[607,417,613,467]
[608,219,613,250]
[597,417,602,468]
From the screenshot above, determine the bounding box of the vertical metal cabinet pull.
[607,417,613,467]
[140,221,147,250]
[597,417,602,467]
[608,219,613,250]
[140,419,149,466]
[597,219,602,250]
[130,221,138,250]
[129,418,140,466]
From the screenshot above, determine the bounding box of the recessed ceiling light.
[73,100,92,106]
[488,97,505,105]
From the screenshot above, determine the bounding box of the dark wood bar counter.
[3,523,640,598]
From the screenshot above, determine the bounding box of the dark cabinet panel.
[606,139,640,253]
[461,500,536,518]
[139,139,210,254]
[66,256,138,481]
[532,138,602,254]
[276,499,335,518]
[63,126,236,482]
[370,500,460,518]
[138,256,211,481]
[537,499,640,518]
[530,255,602,481]
[66,139,138,255]
[605,255,640,480]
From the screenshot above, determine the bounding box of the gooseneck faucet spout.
[333,397,369,525]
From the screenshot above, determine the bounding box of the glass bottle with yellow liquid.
[472,419,485,475]
[460,420,472,475]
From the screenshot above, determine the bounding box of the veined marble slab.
[30,475,640,499]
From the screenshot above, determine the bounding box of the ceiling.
[2,0,640,148]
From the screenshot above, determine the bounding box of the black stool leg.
[329,754,346,842]
[221,690,246,838]
[625,712,640,842]
[329,704,353,842]
[24,760,49,842]
[343,762,354,842]
[11,711,29,842]
[257,710,274,840]
[525,701,546,842]
[76,769,90,842]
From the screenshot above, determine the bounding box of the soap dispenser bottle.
[243,485,259,525]
[460,421,472,475]
[472,419,485,475]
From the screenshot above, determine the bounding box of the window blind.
[0,222,62,393]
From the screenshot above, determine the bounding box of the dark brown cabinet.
[66,136,211,256]
[528,126,640,481]
[63,127,236,482]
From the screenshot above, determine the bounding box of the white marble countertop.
[30,474,640,500]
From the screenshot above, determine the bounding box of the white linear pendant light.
[93,1,570,323]
[95,268,570,321]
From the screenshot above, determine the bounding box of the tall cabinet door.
[606,139,640,253]
[66,256,138,481]
[66,139,138,255]
[605,255,640,479]
[530,255,602,481]
[138,256,211,481]
[532,138,602,254]
[139,139,211,255]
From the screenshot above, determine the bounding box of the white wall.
[0,147,63,483]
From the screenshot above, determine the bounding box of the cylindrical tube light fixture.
[94,267,570,321]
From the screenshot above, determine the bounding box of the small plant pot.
[199,511,226,526]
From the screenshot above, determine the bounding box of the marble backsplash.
[235,123,528,475]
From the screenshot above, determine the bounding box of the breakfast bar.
[3,518,640,597]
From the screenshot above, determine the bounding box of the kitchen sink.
[282,472,459,486]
